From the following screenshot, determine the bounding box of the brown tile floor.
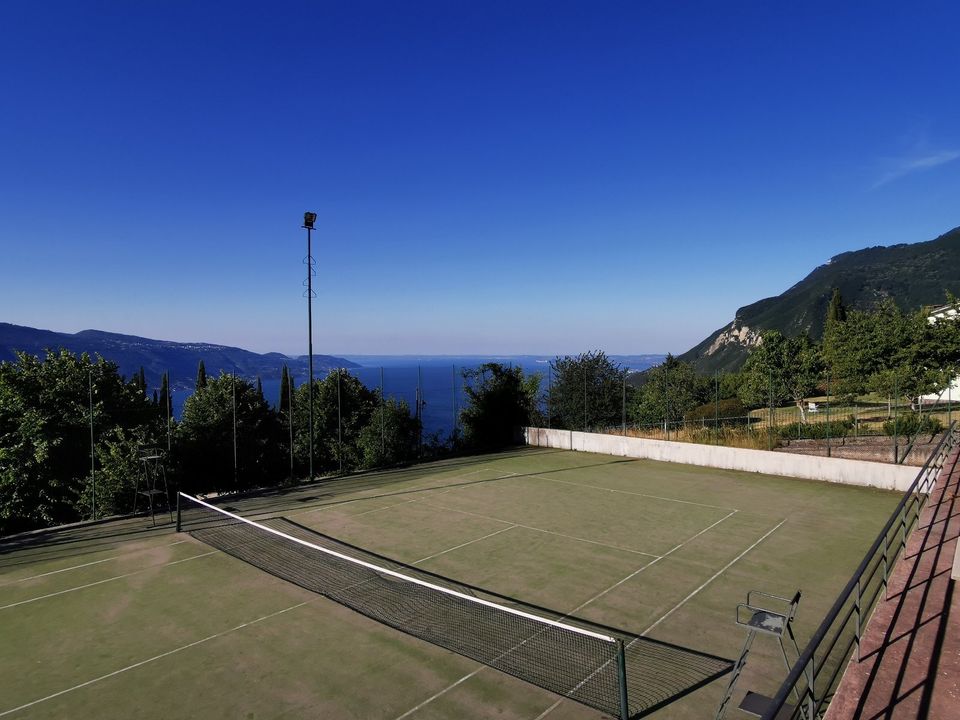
[827,447,960,720]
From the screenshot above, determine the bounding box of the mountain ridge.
[678,226,960,373]
[0,323,358,390]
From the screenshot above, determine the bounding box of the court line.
[411,525,518,564]
[398,508,739,720]
[0,551,218,611]
[641,518,787,636]
[530,473,738,512]
[532,510,740,719]
[288,469,489,518]
[0,540,189,587]
[4,511,538,718]
[0,601,310,718]
[422,502,661,559]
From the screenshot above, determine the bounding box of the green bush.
[684,398,749,425]
[777,419,854,440]
[882,413,942,438]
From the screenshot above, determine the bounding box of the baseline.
[530,473,738,512]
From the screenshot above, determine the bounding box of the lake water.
[171,354,664,438]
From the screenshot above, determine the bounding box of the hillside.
[679,226,960,373]
[0,324,358,390]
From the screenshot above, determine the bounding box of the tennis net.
[177,492,731,718]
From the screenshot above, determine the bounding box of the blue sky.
[1,1,958,355]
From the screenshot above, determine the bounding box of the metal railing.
[760,421,958,720]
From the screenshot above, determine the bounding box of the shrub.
[882,413,942,438]
[684,398,749,425]
[777,419,854,441]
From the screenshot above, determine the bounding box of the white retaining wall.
[522,427,919,492]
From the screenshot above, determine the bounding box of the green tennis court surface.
[0,448,899,719]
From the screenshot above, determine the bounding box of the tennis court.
[0,448,900,719]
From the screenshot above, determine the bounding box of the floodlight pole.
[303,212,317,481]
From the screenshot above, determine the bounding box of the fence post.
[175,492,182,533]
[806,656,816,718]
[826,371,832,458]
[622,373,626,436]
[547,365,552,430]
[714,372,719,445]
[380,367,385,458]
[616,639,630,720]
[883,533,889,599]
[768,367,773,451]
[337,369,343,474]
[232,372,238,488]
[452,364,458,443]
[89,368,96,521]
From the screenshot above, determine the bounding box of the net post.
[616,638,630,720]
[175,491,182,533]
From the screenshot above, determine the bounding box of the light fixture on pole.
[303,211,317,481]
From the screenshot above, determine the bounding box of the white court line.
[0,601,310,718]
[422,502,661,559]
[0,540,189,587]
[531,474,737,511]
[398,508,739,720]
[289,470,485,518]
[411,525,517,564]
[641,518,787,636]
[0,551,218,611]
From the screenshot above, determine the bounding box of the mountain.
[0,324,358,390]
[679,226,960,373]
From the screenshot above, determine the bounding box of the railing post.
[855,578,862,663]
[616,639,630,720]
[805,656,816,719]
[883,534,889,600]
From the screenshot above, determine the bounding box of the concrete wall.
[522,427,919,492]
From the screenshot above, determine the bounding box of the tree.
[278,365,292,415]
[196,360,207,391]
[460,363,540,448]
[357,397,420,467]
[629,355,708,427]
[0,350,156,534]
[290,369,377,475]
[739,331,822,421]
[175,372,284,494]
[548,351,627,431]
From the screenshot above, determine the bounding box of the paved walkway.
[827,446,960,720]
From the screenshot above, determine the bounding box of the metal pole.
[175,491,182,532]
[380,366,385,457]
[855,578,862,662]
[288,372,294,481]
[89,369,95,520]
[894,375,899,464]
[418,365,423,458]
[768,366,773,451]
[622,373,626,436]
[583,367,587,433]
[166,371,172,455]
[232,372,238,488]
[337,368,343,474]
[826,371,832,458]
[453,364,458,442]
[305,217,315,481]
[616,639,630,720]
[547,364,552,429]
[715,371,720,444]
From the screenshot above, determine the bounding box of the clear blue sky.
[1,1,958,356]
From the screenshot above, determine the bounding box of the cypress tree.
[137,366,147,395]
[196,360,207,391]
[279,366,290,414]
[256,376,264,401]
[827,288,847,325]
[159,372,170,414]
